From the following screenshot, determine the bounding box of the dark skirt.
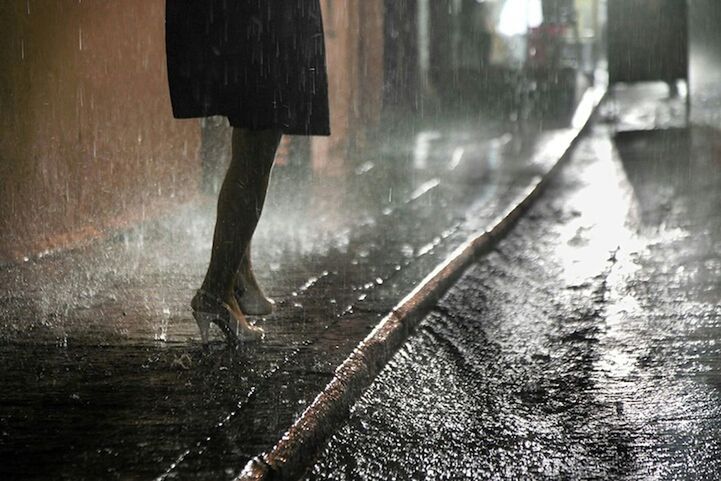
[166,0,330,136]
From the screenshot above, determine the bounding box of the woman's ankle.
[195,283,233,308]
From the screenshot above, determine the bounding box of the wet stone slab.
[0,118,568,480]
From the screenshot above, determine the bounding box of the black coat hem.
[170,110,331,137]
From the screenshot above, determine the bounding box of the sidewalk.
[0,93,597,480]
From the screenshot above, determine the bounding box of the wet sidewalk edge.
[237,85,608,481]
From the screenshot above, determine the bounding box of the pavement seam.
[236,85,608,481]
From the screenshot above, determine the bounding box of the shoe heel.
[215,316,240,346]
[193,311,213,344]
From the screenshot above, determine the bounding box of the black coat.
[166,0,330,136]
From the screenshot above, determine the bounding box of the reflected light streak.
[413,131,441,170]
[449,147,465,171]
[553,138,642,288]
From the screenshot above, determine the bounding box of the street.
[307,126,721,480]
[5,1,721,479]
[0,116,563,480]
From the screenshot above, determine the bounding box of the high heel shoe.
[191,289,264,345]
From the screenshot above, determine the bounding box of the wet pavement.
[306,122,721,480]
[603,82,689,132]
[0,98,585,479]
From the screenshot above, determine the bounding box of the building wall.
[689,0,721,128]
[0,0,386,262]
[0,0,201,263]
[608,0,688,84]
[383,0,420,110]
[312,0,385,174]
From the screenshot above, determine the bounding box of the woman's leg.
[235,240,275,315]
[234,132,277,315]
[197,128,282,323]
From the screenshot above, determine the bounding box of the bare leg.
[235,240,275,315]
[232,135,280,315]
[194,128,282,338]
[234,147,276,315]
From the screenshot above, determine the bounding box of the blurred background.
[5,0,721,264]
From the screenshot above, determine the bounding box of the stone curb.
[236,84,608,481]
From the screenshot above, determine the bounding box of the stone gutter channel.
[237,84,608,481]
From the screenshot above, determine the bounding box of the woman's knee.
[230,128,280,173]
